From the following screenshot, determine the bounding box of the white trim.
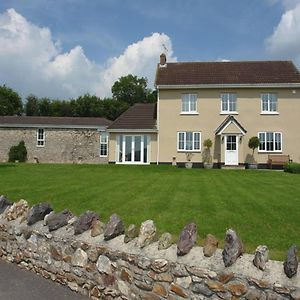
[180,112,199,115]
[224,134,239,166]
[260,112,279,115]
[181,93,198,114]
[157,83,300,89]
[217,120,246,135]
[177,131,201,152]
[99,132,108,157]
[261,92,278,114]
[220,112,239,115]
[258,131,283,153]
[36,128,45,147]
[107,128,157,133]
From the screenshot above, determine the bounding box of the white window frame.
[100,132,108,157]
[181,94,198,114]
[177,131,201,152]
[258,131,282,153]
[220,93,238,114]
[36,128,45,147]
[261,93,278,114]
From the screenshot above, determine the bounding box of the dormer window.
[221,93,237,114]
[181,94,198,114]
[261,93,278,114]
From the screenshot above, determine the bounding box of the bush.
[8,141,27,162]
[284,162,300,174]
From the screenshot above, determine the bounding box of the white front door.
[225,135,238,165]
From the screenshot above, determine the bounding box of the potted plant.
[185,153,193,169]
[248,136,260,169]
[203,139,213,169]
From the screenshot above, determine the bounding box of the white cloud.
[266,3,300,65]
[267,0,300,9]
[0,9,176,99]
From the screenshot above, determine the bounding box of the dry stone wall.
[0,128,107,163]
[0,196,299,300]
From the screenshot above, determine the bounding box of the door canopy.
[215,115,247,136]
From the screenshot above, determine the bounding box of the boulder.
[158,232,173,250]
[222,229,243,267]
[73,211,99,235]
[284,245,298,278]
[124,224,139,243]
[0,195,12,214]
[177,223,197,256]
[137,220,157,248]
[47,209,74,231]
[203,234,219,257]
[5,199,29,221]
[27,202,53,225]
[253,245,269,271]
[91,220,105,237]
[104,214,124,241]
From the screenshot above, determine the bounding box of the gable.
[215,116,247,135]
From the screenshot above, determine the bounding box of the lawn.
[0,163,299,260]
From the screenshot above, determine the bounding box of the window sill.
[260,112,279,115]
[177,150,201,153]
[258,151,282,153]
[220,111,238,115]
[36,145,45,148]
[180,112,199,115]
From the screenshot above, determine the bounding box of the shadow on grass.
[0,163,16,169]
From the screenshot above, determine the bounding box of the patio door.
[117,135,149,164]
[225,135,238,165]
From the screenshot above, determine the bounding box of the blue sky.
[0,0,300,99]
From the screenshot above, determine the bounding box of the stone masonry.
[0,198,299,300]
[0,128,108,163]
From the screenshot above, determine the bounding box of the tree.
[25,95,40,116]
[0,85,23,115]
[112,75,150,105]
[102,98,129,120]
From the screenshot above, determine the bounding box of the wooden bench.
[267,154,290,169]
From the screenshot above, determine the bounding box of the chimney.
[160,53,167,66]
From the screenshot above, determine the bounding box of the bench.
[267,154,290,169]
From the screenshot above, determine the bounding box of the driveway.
[0,259,88,300]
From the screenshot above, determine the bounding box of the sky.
[0,0,300,99]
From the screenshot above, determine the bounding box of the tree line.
[0,75,157,120]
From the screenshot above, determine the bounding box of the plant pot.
[185,162,193,169]
[203,163,213,169]
[248,163,258,169]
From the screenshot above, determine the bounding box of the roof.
[215,115,247,135]
[0,116,112,129]
[108,103,157,131]
[155,60,300,86]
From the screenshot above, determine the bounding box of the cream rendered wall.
[108,132,157,163]
[158,88,300,164]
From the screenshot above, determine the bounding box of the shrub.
[8,141,27,162]
[284,162,300,174]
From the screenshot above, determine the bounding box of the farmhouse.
[0,116,111,163]
[108,54,300,167]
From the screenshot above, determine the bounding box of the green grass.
[0,163,299,260]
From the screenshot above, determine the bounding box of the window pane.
[275,133,281,151]
[143,135,148,163]
[266,132,274,151]
[259,133,265,150]
[194,132,200,150]
[178,132,185,150]
[221,94,228,111]
[186,132,193,150]
[125,136,132,162]
[134,136,141,162]
[262,94,269,111]
[270,94,277,111]
[118,135,123,162]
[190,94,197,111]
[182,95,189,112]
[229,94,236,111]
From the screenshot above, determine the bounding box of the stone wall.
[0,128,108,163]
[0,197,299,300]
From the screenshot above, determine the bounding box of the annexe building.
[0,116,112,163]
